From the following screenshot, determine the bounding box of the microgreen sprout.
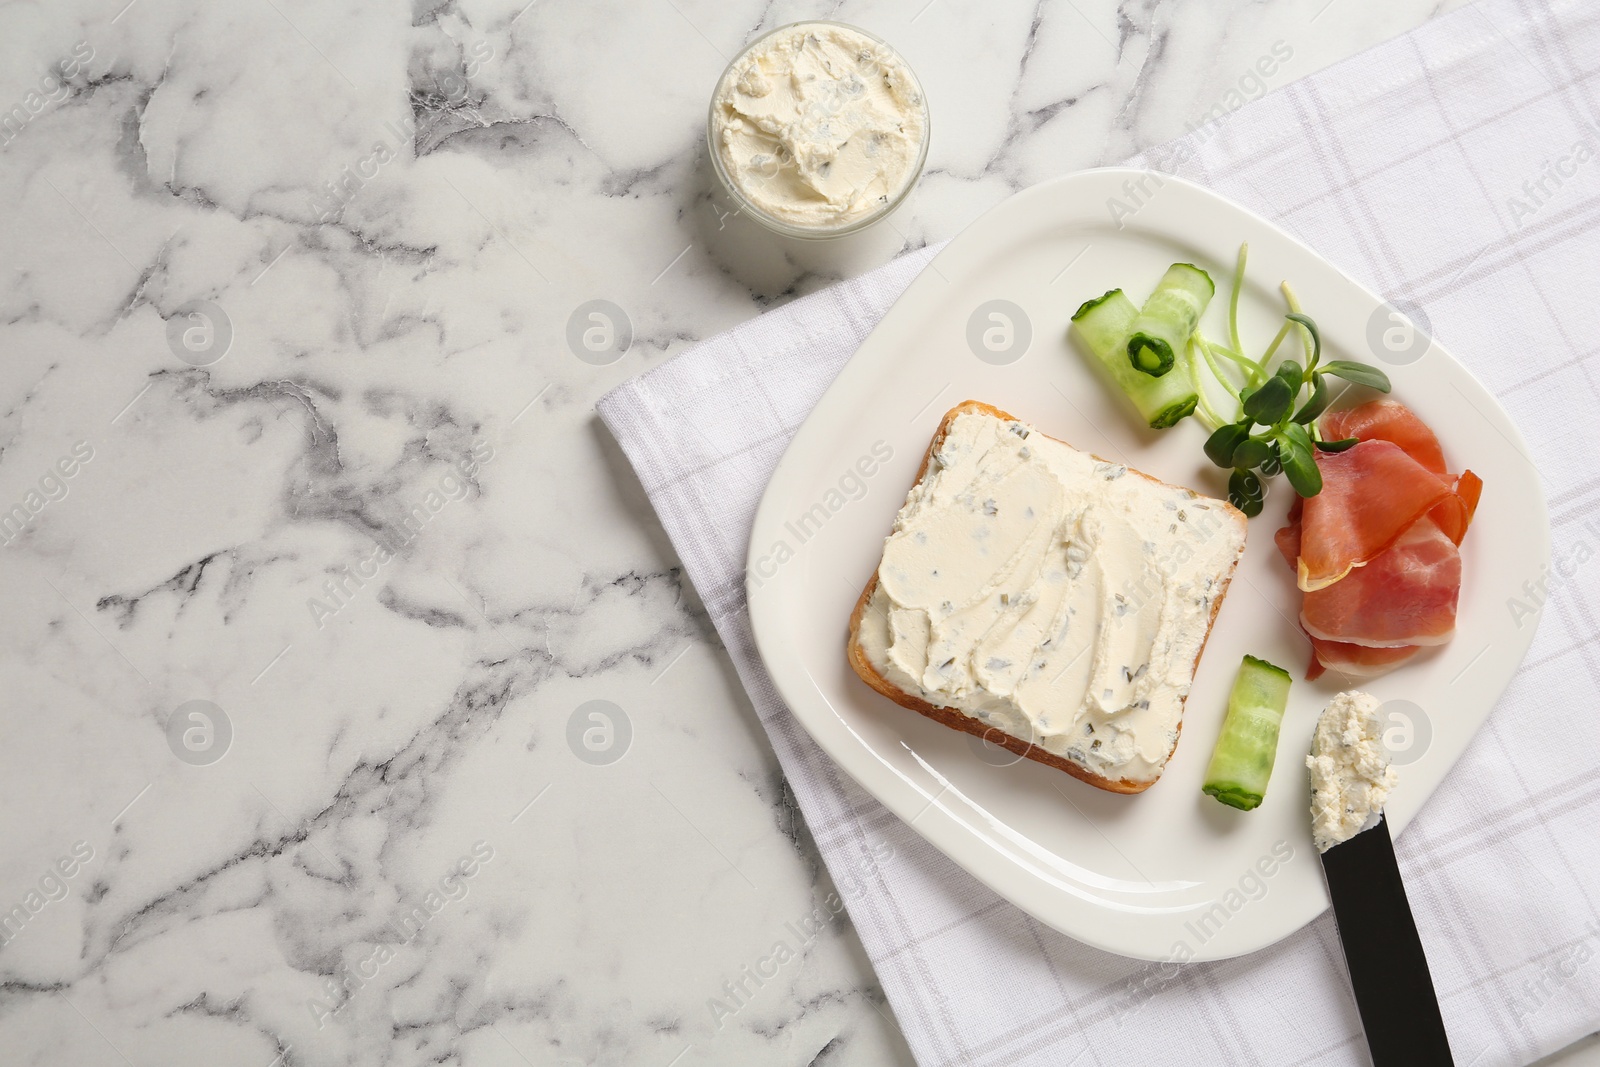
[1193,245,1391,516]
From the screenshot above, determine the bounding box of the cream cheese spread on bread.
[855,410,1246,785]
[1306,690,1398,852]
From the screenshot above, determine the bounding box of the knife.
[1319,814,1454,1066]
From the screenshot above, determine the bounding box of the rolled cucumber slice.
[1126,263,1214,378]
[1202,654,1293,811]
[1070,289,1199,429]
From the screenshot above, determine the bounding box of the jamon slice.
[1276,506,1440,678]
[1305,638,1421,681]
[1274,399,1479,681]
[1321,400,1482,544]
[1300,517,1461,648]
[1432,470,1483,545]
[1274,498,1302,567]
[1296,440,1456,591]
[1323,399,1449,475]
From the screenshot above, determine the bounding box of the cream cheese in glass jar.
[707,22,930,239]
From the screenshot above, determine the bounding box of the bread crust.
[846,400,1245,795]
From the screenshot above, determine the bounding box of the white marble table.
[1,1,1593,1065]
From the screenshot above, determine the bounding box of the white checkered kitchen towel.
[598,1,1600,1063]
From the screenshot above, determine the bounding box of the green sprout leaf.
[1205,423,1251,468]
[1233,437,1273,470]
[1294,372,1331,425]
[1322,360,1392,392]
[1228,469,1266,517]
[1276,423,1323,496]
[1285,312,1321,368]
[1315,436,1360,453]
[1260,441,1283,475]
[1242,375,1293,425]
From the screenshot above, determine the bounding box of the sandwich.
[847,401,1247,794]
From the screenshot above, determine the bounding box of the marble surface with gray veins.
[15,1,1596,1066]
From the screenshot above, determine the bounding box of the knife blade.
[1319,814,1454,1066]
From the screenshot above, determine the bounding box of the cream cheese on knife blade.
[1307,691,1399,852]
[855,411,1246,784]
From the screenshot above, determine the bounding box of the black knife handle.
[1321,816,1455,1066]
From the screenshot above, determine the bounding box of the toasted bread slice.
[847,400,1246,794]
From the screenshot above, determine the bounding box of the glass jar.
[706,21,930,240]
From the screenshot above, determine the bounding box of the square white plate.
[745,169,1547,961]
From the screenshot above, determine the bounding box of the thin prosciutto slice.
[1434,470,1483,544]
[1275,507,1431,657]
[1323,400,1449,475]
[1321,400,1484,543]
[1274,400,1480,681]
[1276,509,1455,653]
[1295,440,1456,591]
[1300,518,1461,647]
[1303,638,1423,681]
